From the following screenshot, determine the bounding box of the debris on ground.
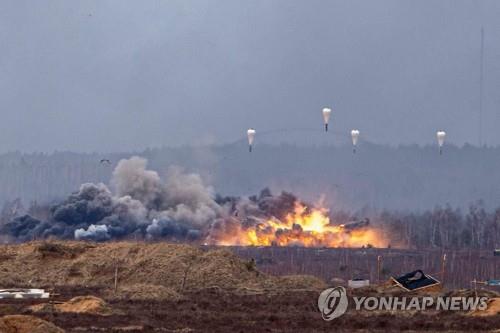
[30,296,113,316]
[388,270,442,293]
[0,288,49,299]
[348,278,370,289]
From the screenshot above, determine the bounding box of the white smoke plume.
[75,224,110,241]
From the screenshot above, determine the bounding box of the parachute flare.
[322,108,332,132]
[247,128,256,152]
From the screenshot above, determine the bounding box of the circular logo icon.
[318,286,348,321]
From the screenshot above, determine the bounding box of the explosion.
[212,202,384,248]
[1,156,385,248]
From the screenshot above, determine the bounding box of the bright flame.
[216,202,385,248]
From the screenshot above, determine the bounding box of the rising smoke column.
[1,156,223,242]
[111,157,221,228]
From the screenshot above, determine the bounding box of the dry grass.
[0,241,326,295]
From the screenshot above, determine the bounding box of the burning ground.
[0,156,384,248]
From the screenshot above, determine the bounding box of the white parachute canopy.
[247,128,256,152]
[436,130,446,154]
[351,129,360,153]
[322,107,332,132]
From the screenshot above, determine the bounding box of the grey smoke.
[146,218,201,240]
[0,156,322,243]
[112,156,164,210]
[112,157,221,227]
[154,167,220,227]
[1,156,221,242]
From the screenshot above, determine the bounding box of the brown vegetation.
[0,315,64,333]
[0,241,325,294]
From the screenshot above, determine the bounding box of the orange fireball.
[215,202,385,248]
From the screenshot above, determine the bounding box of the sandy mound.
[0,242,253,291]
[30,296,113,316]
[0,315,64,333]
[110,283,183,301]
[185,249,267,290]
[469,297,500,317]
[0,241,328,294]
[58,296,113,315]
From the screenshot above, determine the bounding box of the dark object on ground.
[392,270,440,291]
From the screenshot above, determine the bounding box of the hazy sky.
[0,0,499,153]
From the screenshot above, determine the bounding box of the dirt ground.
[0,241,499,332]
[1,286,500,332]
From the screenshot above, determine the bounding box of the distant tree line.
[0,143,500,242]
[371,201,500,250]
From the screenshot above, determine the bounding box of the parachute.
[351,130,360,153]
[436,131,446,155]
[247,128,256,152]
[322,107,332,132]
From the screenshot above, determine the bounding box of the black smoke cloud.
[0,156,303,243]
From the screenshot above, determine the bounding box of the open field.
[231,246,500,290]
[1,287,500,333]
[0,241,499,332]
